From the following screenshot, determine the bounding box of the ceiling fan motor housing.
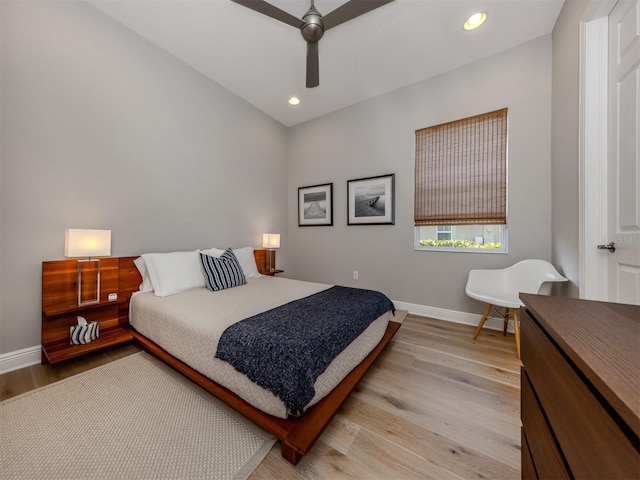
[302,8,324,43]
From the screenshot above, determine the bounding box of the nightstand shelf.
[43,297,125,317]
[43,327,133,364]
[264,269,284,276]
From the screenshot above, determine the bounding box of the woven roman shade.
[414,108,507,226]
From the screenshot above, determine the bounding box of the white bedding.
[129,276,391,418]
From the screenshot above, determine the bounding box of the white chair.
[465,259,567,358]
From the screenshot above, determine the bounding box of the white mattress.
[129,276,390,418]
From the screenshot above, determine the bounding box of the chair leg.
[503,308,509,336]
[514,309,521,360]
[473,304,492,341]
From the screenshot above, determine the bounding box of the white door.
[606,0,640,305]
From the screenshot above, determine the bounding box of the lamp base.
[266,249,276,272]
[77,258,101,305]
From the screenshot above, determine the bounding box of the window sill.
[414,246,508,254]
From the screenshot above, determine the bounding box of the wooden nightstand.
[254,248,282,276]
[41,258,138,364]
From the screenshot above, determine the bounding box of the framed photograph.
[298,183,333,226]
[347,174,395,225]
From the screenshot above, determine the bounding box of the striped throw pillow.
[200,249,247,292]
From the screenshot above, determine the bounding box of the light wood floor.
[1,314,521,479]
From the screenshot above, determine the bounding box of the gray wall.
[0,1,288,354]
[550,0,589,297]
[1,1,569,357]
[286,36,554,315]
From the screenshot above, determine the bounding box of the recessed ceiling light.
[464,12,487,31]
[288,97,301,106]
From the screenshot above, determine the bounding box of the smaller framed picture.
[348,174,395,225]
[298,183,333,226]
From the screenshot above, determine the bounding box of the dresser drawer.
[521,309,638,479]
[521,427,536,480]
[520,369,569,479]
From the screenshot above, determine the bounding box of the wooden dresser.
[520,294,639,479]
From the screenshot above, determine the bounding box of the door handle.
[597,241,616,253]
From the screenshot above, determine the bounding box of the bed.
[120,248,400,464]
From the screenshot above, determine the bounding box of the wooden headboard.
[41,249,272,364]
[252,248,270,276]
[43,248,271,315]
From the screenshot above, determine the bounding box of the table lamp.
[262,233,280,272]
[64,229,111,305]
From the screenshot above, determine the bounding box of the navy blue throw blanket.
[215,286,395,417]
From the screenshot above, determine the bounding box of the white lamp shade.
[262,233,280,249]
[65,229,111,258]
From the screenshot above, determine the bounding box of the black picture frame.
[347,174,395,225]
[298,183,333,226]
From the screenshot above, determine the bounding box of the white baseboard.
[0,302,511,374]
[392,300,515,334]
[0,345,42,374]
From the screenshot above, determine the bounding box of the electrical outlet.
[353,271,359,280]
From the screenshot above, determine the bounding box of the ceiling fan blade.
[306,42,319,88]
[231,0,304,29]
[323,0,394,31]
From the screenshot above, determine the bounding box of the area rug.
[0,352,275,480]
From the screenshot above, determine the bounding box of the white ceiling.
[88,0,565,127]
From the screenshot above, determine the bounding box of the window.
[436,226,452,240]
[414,109,508,252]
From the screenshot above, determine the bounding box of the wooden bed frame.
[131,314,400,465]
[43,252,401,465]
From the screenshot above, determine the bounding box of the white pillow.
[142,250,205,297]
[133,256,154,293]
[200,247,225,258]
[231,246,261,279]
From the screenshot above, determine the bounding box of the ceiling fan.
[231,0,394,88]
